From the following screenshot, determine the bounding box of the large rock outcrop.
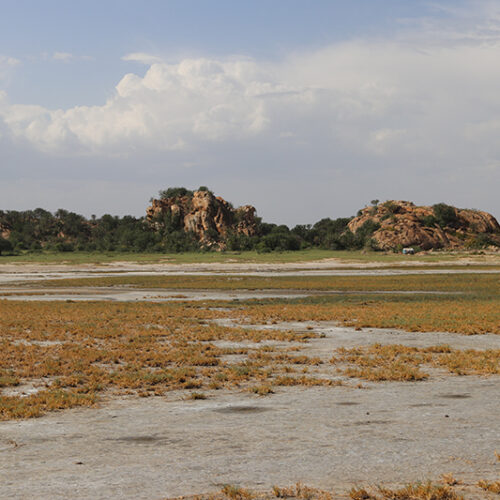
[348,200,500,251]
[147,190,258,249]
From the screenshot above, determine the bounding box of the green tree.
[432,203,459,228]
[0,236,13,255]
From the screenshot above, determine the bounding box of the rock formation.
[0,223,10,240]
[348,200,500,251]
[147,189,258,249]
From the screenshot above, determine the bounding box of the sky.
[1,0,499,225]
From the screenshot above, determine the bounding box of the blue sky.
[1,1,441,108]
[0,0,499,223]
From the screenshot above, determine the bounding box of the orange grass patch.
[167,482,336,500]
[165,480,467,500]
[477,479,500,494]
[228,298,500,335]
[0,301,322,419]
[349,481,463,500]
[333,344,500,381]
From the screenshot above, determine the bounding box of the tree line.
[0,206,380,255]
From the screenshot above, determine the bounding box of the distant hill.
[348,200,500,251]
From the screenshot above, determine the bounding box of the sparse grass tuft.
[477,479,500,494]
[250,385,274,396]
[272,483,334,499]
[349,481,463,500]
[188,392,207,400]
[221,484,253,499]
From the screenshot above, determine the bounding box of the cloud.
[3,35,500,171]
[53,52,74,62]
[0,57,286,153]
[0,55,20,67]
[122,52,163,64]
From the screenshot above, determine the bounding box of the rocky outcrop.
[0,225,10,240]
[147,190,258,249]
[348,200,500,251]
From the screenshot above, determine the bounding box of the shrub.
[382,201,400,214]
[433,203,459,228]
[0,237,13,255]
[420,215,438,227]
[158,187,194,199]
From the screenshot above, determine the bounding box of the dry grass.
[349,481,463,499]
[1,270,499,419]
[249,384,274,396]
[167,480,471,500]
[228,296,500,335]
[1,292,499,419]
[0,300,329,419]
[168,482,335,500]
[477,480,500,494]
[332,344,500,381]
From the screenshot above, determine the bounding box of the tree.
[158,187,193,199]
[432,203,459,228]
[0,237,13,255]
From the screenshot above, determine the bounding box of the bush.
[382,201,400,214]
[158,187,194,199]
[420,215,438,227]
[0,237,13,255]
[355,220,380,239]
[197,186,213,195]
[54,241,75,252]
[433,203,459,228]
[465,234,499,249]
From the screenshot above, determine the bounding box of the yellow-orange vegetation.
[0,300,323,419]
[333,344,500,381]
[227,298,499,335]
